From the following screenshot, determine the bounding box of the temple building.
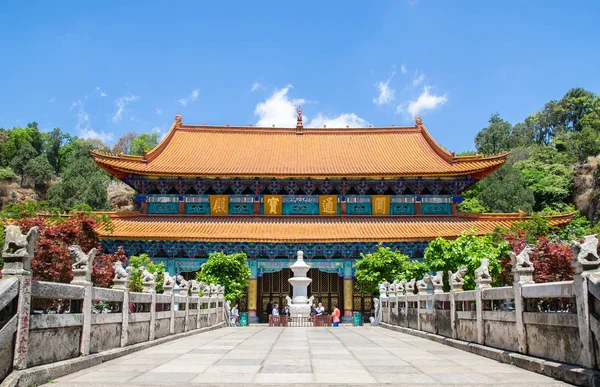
[92,112,572,322]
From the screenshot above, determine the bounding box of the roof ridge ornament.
[296,106,303,134]
[415,116,423,128]
[175,114,183,128]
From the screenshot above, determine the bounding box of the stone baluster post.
[2,225,39,370]
[510,245,535,354]
[449,267,466,339]
[140,270,157,340]
[70,245,97,356]
[113,262,130,347]
[475,260,492,345]
[571,235,600,368]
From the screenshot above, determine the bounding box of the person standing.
[332,303,341,327]
[230,303,240,327]
[316,302,325,315]
[266,300,273,316]
[272,303,280,326]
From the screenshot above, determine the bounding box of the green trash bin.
[239,312,249,326]
[353,312,363,326]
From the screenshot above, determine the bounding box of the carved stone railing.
[0,226,226,384]
[378,242,600,377]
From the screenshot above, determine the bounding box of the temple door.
[257,268,292,323]
[307,269,342,314]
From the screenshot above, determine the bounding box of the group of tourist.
[266,300,341,327]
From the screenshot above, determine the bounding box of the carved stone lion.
[163,272,175,288]
[2,225,39,276]
[379,281,389,298]
[449,266,467,285]
[177,275,189,290]
[388,281,397,297]
[201,282,210,296]
[431,271,443,286]
[69,245,96,270]
[475,259,491,281]
[405,278,416,293]
[140,266,157,282]
[416,275,429,293]
[216,285,224,294]
[113,261,132,280]
[209,283,218,296]
[190,280,200,294]
[570,234,600,268]
[509,244,535,269]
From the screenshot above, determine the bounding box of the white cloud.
[412,73,425,87]
[72,100,113,143]
[48,97,55,103]
[178,89,199,106]
[401,65,407,74]
[307,113,369,128]
[254,86,305,127]
[96,86,107,97]
[251,82,263,92]
[112,94,139,123]
[373,73,396,106]
[156,108,162,115]
[397,86,448,118]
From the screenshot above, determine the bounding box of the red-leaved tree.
[93,246,128,288]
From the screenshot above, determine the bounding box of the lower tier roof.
[97,213,573,243]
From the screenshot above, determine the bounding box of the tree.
[24,154,54,187]
[196,252,251,303]
[457,197,488,213]
[129,133,159,156]
[513,146,574,211]
[9,142,38,186]
[92,246,128,288]
[355,246,429,294]
[44,128,70,175]
[477,164,535,213]
[424,230,508,290]
[474,113,513,155]
[47,140,110,211]
[127,254,165,293]
[112,131,136,155]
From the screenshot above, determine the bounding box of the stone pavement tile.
[69,371,141,383]
[430,373,498,384]
[415,365,474,374]
[203,365,262,374]
[190,348,231,354]
[253,372,314,384]
[365,365,419,374]
[129,372,199,383]
[114,357,167,365]
[314,372,377,384]
[312,365,368,374]
[486,372,570,384]
[310,348,350,355]
[94,363,158,372]
[358,357,410,366]
[375,373,437,384]
[215,358,264,366]
[259,364,311,373]
[311,353,355,360]
[190,373,257,384]
[310,359,363,367]
[263,357,312,366]
[149,362,211,373]
[133,352,181,360]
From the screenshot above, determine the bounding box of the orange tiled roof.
[91,116,507,179]
[96,213,573,243]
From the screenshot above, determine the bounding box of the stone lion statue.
[388,281,397,296]
[398,279,407,293]
[475,259,492,281]
[509,244,535,269]
[177,275,189,290]
[3,225,39,258]
[190,280,200,294]
[140,266,157,282]
[216,285,224,294]
[416,275,429,292]
[449,266,467,285]
[379,281,389,297]
[209,283,218,296]
[201,282,211,296]
[405,278,416,293]
[431,271,443,286]
[163,272,175,288]
[113,261,132,280]
[570,234,600,265]
[69,245,97,270]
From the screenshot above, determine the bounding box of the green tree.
[477,164,535,213]
[129,133,159,156]
[24,154,54,187]
[127,254,165,293]
[474,113,513,155]
[196,252,251,303]
[43,128,70,175]
[424,231,508,290]
[513,146,574,211]
[355,246,429,294]
[9,142,38,186]
[457,197,488,213]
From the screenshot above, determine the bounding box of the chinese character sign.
[319,195,338,215]
[264,195,282,215]
[210,195,229,215]
[372,195,390,215]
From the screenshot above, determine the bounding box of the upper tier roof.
[91,115,507,179]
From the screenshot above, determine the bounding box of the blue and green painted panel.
[283,196,319,215]
[421,195,452,215]
[346,196,371,215]
[390,196,415,215]
[229,195,254,215]
[148,202,178,214]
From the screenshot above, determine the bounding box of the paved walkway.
[52,326,570,386]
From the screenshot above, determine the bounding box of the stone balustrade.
[376,239,600,382]
[0,225,226,384]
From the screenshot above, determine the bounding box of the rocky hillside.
[107,180,138,212]
[574,156,600,224]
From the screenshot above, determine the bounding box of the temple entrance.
[257,268,343,322]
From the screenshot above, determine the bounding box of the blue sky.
[1,1,599,152]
